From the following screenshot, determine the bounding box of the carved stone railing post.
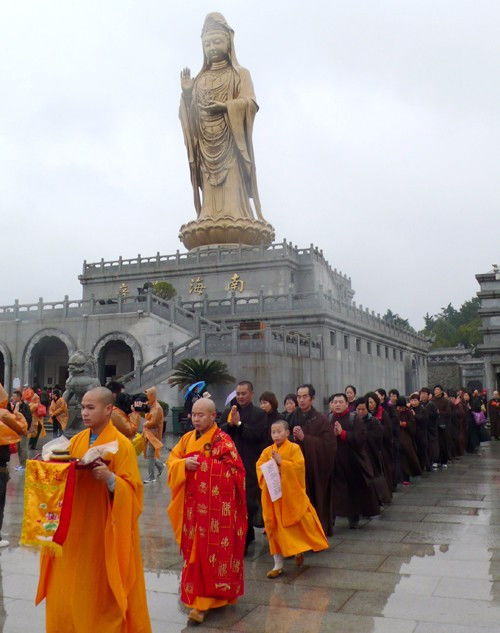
[264,326,272,353]
[38,297,44,319]
[231,324,239,354]
[63,295,69,317]
[230,292,236,316]
[167,342,174,368]
[200,326,207,355]
[281,326,286,354]
[146,287,153,314]
[14,299,19,319]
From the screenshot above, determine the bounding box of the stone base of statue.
[179,216,275,251]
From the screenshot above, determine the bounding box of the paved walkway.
[1,440,499,632]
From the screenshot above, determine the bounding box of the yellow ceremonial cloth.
[20,461,73,551]
[257,440,329,557]
[36,422,152,633]
[167,425,234,612]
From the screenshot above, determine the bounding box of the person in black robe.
[419,388,439,470]
[463,391,481,453]
[287,384,336,536]
[281,393,298,424]
[487,391,500,440]
[376,388,401,488]
[356,396,391,505]
[366,392,394,502]
[432,385,453,468]
[258,391,284,444]
[409,392,429,471]
[345,385,357,413]
[220,380,270,551]
[395,397,422,484]
[330,393,379,529]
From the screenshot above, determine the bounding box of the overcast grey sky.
[1,1,499,328]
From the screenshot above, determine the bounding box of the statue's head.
[201,12,239,69]
[67,351,96,377]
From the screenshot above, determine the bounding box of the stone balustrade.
[80,240,352,291]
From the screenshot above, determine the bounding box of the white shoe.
[0,540,9,548]
[143,478,156,484]
[15,465,24,471]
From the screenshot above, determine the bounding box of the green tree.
[382,309,415,332]
[152,281,176,300]
[420,296,481,349]
[168,358,235,390]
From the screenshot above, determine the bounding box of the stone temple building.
[0,240,429,409]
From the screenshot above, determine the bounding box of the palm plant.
[168,358,235,390]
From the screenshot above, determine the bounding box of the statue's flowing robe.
[167,425,247,611]
[180,63,262,220]
[36,422,151,633]
[257,440,328,557]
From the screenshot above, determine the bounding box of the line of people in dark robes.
[218,380,493,549]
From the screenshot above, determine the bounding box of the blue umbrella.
[184,381,206,400]
[225,390,237,406]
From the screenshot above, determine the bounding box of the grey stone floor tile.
[231,604,417,633]
[378,555,492,579]
[291,566,439,595]
[433,576,499,600]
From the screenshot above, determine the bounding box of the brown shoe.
[295,553,304,567]
[266,568,283,579]
[188,608,206,623]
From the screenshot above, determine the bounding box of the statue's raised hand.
[181,67,194,93]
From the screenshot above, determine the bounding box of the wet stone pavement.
[1,439,500,632]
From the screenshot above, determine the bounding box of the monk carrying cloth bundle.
[20,437,118,554]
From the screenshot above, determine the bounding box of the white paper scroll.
[260,458,282,502]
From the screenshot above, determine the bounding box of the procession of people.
[0,377,496,630]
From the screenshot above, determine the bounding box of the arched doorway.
[30,336,69,389]
[97,340,135,384]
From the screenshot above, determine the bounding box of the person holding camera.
[142,387,164,483]
[107,381,140,439]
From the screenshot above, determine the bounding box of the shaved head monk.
[36,387,152,633]
[167,397,247,624]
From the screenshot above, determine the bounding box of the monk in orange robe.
[0,383,28,547]
[257,419,328,578]
[48,389,68,436]
[24,387,46,449]
[142,387,164,483]
[35,387,152,633]
[167,397,247,624]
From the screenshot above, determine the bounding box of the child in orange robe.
[257,419,329,578]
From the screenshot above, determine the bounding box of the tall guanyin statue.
[179,12,275,250]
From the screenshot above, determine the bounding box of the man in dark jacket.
[288,384,336,536]
[220,380,269,552]
[420,387,439,470]
[330,393,379,528]
[432,385,453,468]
